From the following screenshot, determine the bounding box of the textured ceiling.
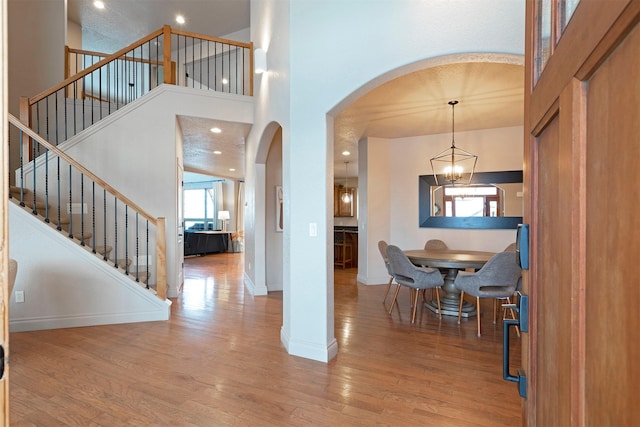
[67,1,524,181]
[333,62,524,177]
[67,0,250,53]
[178,116,251,180]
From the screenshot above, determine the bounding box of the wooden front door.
[524,1,640,425]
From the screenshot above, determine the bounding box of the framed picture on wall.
[276,185,283,232]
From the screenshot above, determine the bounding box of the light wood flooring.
[9,253,522,426]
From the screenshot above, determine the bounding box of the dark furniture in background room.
[184,231,231,256]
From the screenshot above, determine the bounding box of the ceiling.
[334,62,524,177]
[68,1,524,181]
[67,0,250,53]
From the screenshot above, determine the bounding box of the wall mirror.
[419,170,523,229]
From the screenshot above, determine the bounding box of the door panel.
[585,22,640,426]
[534,114,572,426]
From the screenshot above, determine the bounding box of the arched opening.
[328,52,524,299]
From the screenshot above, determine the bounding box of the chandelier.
[430,100,477,185]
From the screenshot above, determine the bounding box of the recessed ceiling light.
[221,77,229,85]
[210,127,221,133]
[93,1,105,9]
[342,150,350,156]
[176,15,185,24]
[213,150,222,155]
[229,168,236,172]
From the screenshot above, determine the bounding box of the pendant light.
[430,100,478,185]
[341,161,352,203]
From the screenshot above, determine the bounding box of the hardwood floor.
[9,253,522,426]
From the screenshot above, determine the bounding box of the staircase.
[7,112,169,332]
[7,26,254,331]
[8,185,155,284]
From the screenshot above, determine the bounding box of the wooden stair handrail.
[10,114,155,223]
[30,27,166,105]
[170,27,253,48]
[9,113,167,299]
[66,46,109,59]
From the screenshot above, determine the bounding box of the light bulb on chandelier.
[342,161,352,203]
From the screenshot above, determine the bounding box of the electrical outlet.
[15,290,24,303]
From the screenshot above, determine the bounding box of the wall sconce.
[218,210,230,231]
[254,48,267,74]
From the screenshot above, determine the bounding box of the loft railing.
[8,114,167,300]
[64,46,106,80]
[21,25,254,153]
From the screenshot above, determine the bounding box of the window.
[184,188,217,230]
[534,0,582,84]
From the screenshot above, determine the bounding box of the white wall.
[8,0,66,182]
[246,2,289,288]
[390,126,523,251]
[249,0,525,363]
[8,0,65,115]
[362,126,523,285]
[59,85,253,298]
[67,18,82,49]
[9,204,170,331]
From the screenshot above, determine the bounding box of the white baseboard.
[357,273,391,285]
[281,327,338,363]
[10,304,171,332]
[244,272,268,296]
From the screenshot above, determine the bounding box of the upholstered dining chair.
[424,239,448,250]
[453,251,522,336]
[386,245,443,323]
[378,240,397,303]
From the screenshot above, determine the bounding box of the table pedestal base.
[404,253,495,318]
[425,298,476,318]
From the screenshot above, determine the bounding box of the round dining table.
[404,249,496,317]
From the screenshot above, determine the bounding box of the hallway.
[9,253,521,425]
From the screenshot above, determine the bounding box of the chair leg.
[382,277,393,302]
[411,288,420,323]
[388,284,402,315]
[457,291,465,324]
[493,299,498,324]
[434,287,442,319]
[476,297,482,337]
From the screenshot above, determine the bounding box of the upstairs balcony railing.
[21,25,254,153]
[64,46,107,80]
[8,114,167,299]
